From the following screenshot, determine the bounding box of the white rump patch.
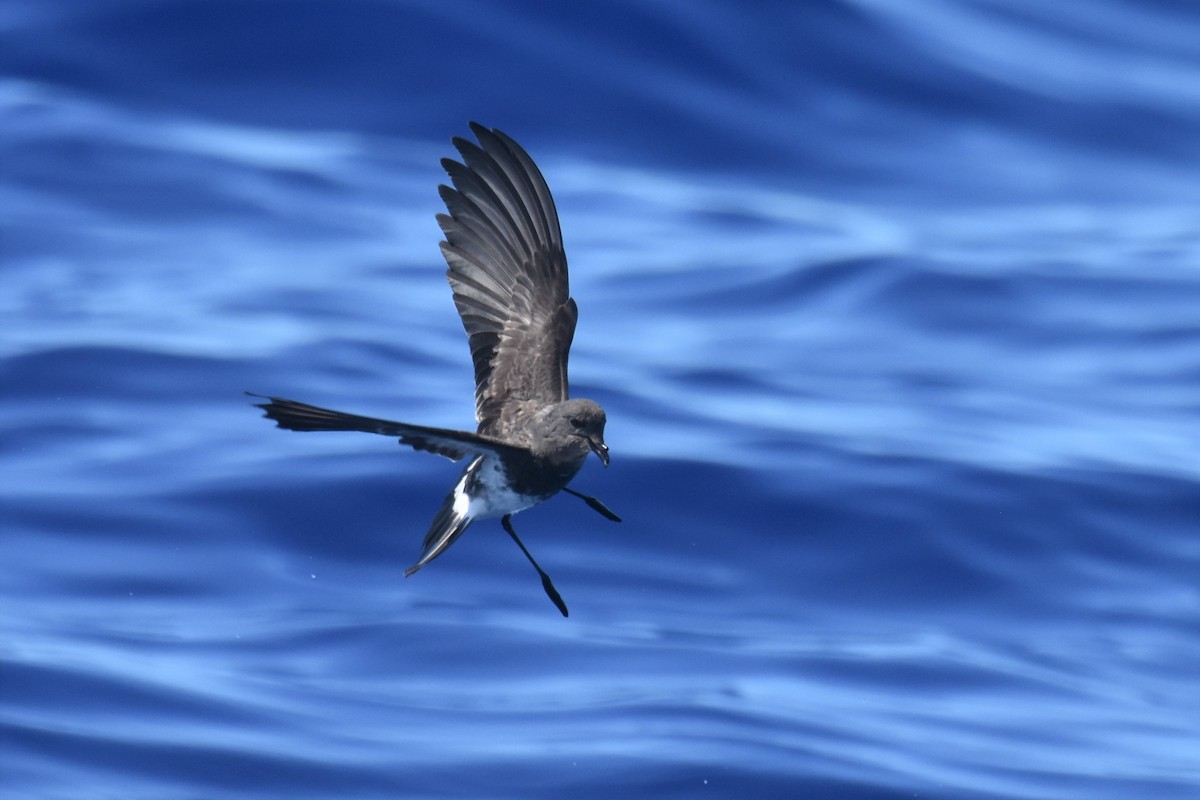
[465,456,540,520]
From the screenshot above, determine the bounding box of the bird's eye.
[569,417,583,429]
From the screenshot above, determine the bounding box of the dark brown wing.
[247,393,529,462]
[437,122,576,436]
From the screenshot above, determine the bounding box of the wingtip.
[245,390,272,410]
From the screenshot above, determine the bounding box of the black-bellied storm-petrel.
[249,123,619,616]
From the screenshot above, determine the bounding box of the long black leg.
[501,515,568,617]
[563,488,622,522]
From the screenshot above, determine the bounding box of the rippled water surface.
[3,2,1199,798]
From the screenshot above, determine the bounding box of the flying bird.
[249,123,618,616]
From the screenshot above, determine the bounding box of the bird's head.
[557,398,609,467]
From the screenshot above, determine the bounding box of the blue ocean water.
[2,1,1199,797]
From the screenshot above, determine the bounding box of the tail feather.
[404,459,480,576]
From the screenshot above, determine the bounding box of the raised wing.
[437,122,577,436]
[247,393,528,462]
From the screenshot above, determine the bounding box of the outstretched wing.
[437,122,577,436]
[247,393,528,462]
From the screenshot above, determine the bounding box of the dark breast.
[500,448,586,500]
